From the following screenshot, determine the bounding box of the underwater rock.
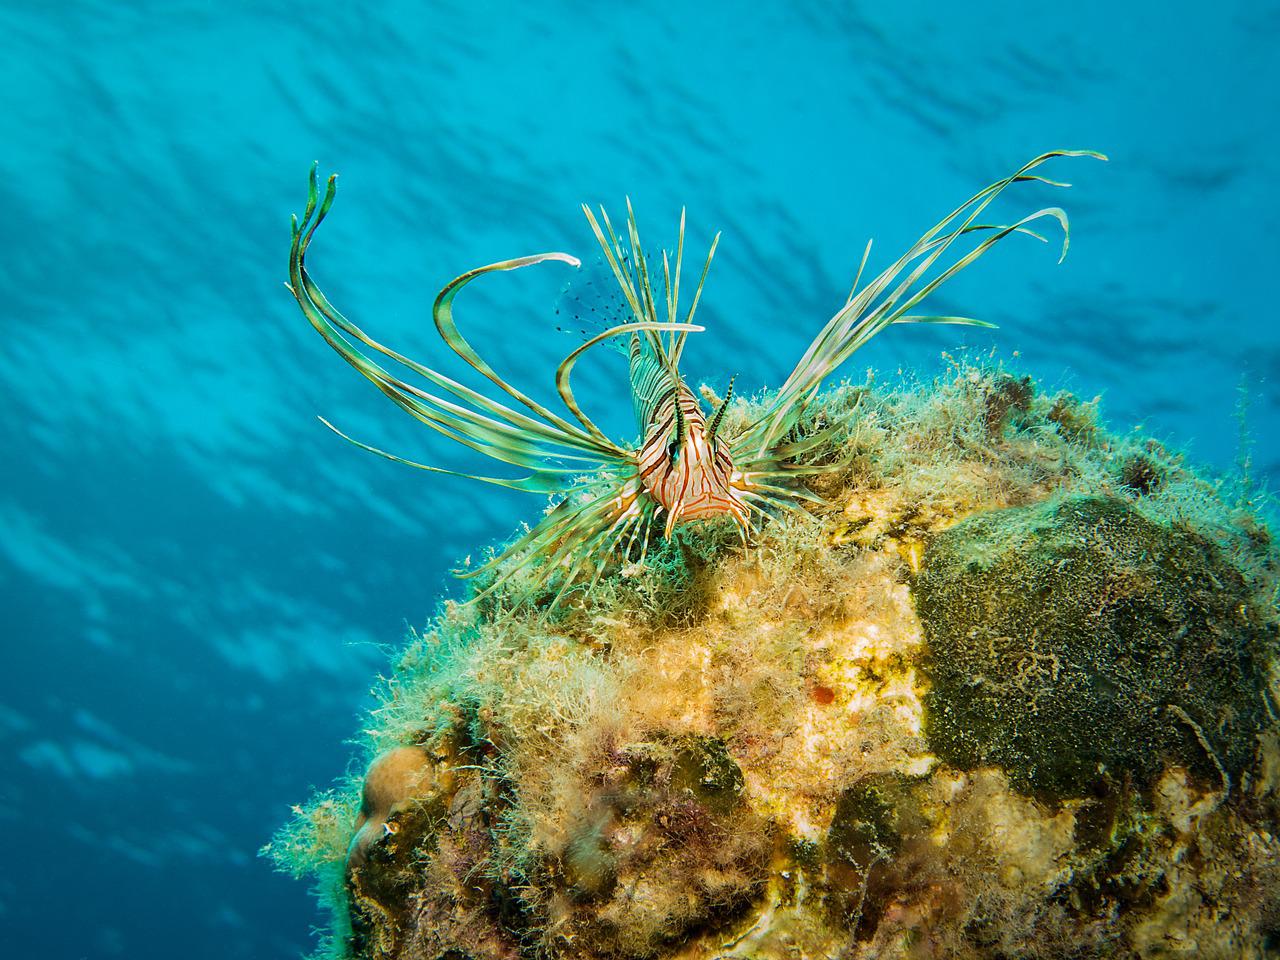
[915,494,1273,800]
[270,367,1280,960]
[348,747,436,869]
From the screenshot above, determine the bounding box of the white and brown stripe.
[630,335,749,532]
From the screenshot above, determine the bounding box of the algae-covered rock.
[268,367,1280,960]
[915,494,1274,799]
[339,728,771,960]
[348,747,436,868]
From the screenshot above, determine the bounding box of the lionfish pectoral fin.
[845,238,874,305]
[455,477,654,610]
[432,253,623,452]
[316,418,572,493]
[893,315,997,328]
[294,169,677,610]
[291,166,636,495]
[729,503,753,544]
[738,150,1105,459]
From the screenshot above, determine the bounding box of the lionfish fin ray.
[298,268,617,465]
[555,320,704,445]
[674,229,719,369]
[433,255,644,457]
[316,418,572,492]
[845,238,873,305]
[741,150,1104,457]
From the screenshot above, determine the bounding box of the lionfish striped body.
[629,335,748,533]
[288,150,1104,607]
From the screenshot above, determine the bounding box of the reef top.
[269,365,1279,960]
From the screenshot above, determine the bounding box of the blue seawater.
[1,2,1277,957]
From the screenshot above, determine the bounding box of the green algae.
[827,777,909,866]
[348,797,450,958]
[915,495,1275,800]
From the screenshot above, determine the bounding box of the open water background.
[2,2,1278,956]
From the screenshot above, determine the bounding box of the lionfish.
[288,150,1103,606]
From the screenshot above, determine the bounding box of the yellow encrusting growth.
[268,363,1280,960]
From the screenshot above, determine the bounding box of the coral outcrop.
[917,495,1271,799]
[268,364,1280,960]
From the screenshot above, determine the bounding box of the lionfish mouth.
[288,150,1105,606]
[637,421,749,535]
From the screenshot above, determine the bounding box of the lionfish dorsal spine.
[706,374,736,448]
